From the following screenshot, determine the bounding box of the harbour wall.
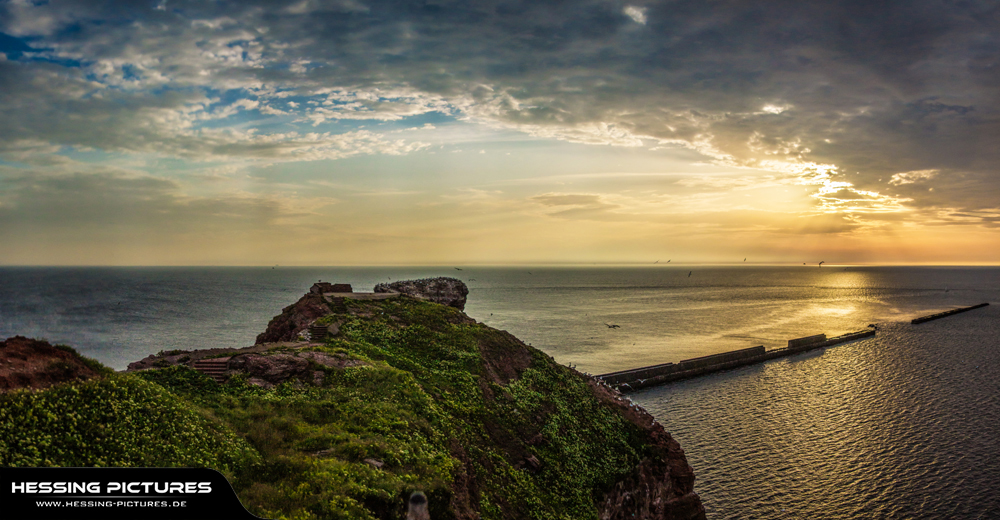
[597,329,876,392]
[911,303,989,324]
[598,302,990,392]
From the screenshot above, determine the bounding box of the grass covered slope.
[0,373,259,472]
[0,292,704,519]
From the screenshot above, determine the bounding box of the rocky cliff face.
[226,350,365,388]
[254,291,332,344]
[253,277,471,344]
[594,388,704,519]
[374,277,469,310]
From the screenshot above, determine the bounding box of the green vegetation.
[52,343,116,377]
[0,374,258,474]
[0,298,651,520]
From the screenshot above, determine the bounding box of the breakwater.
[911,303,989,324]
[597,329,876,392]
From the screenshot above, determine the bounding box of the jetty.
[911,303,989,324]
[597,329,876,392]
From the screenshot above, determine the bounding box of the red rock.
[0,336,103,391]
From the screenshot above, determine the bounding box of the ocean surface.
[1,265,998,518]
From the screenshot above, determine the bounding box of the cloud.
[623,6,647,25]
[533,193,612,207]
[889,169,938,186]
[1,0,999,223]
[0,57,429,162]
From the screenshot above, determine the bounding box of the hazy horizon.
[4,262,1000,267]
[0,261,1000,269]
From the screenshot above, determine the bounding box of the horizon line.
[2,262,999,268]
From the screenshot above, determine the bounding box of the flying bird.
[819,261,825,267]
[654,260,659,264]
[454,267,462,270]
[605,323,621,328]
[744,258,746,262]
[688,271,692,277]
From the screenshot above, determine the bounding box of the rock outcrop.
[374,276,469,310]
[227,351,364,388]
[310,282,352,294]
[0,336,104,391]
[254,291,332,344]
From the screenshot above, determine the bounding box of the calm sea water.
[1,265,998,518]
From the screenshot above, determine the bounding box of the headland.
[0,277,706,520]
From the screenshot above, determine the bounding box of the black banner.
[0,467,265,520]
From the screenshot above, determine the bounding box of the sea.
[1,265,998,519]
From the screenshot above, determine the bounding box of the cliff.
[3,279,705,520]
[254,290,334,344]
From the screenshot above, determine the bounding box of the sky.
[1,0,999,265]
